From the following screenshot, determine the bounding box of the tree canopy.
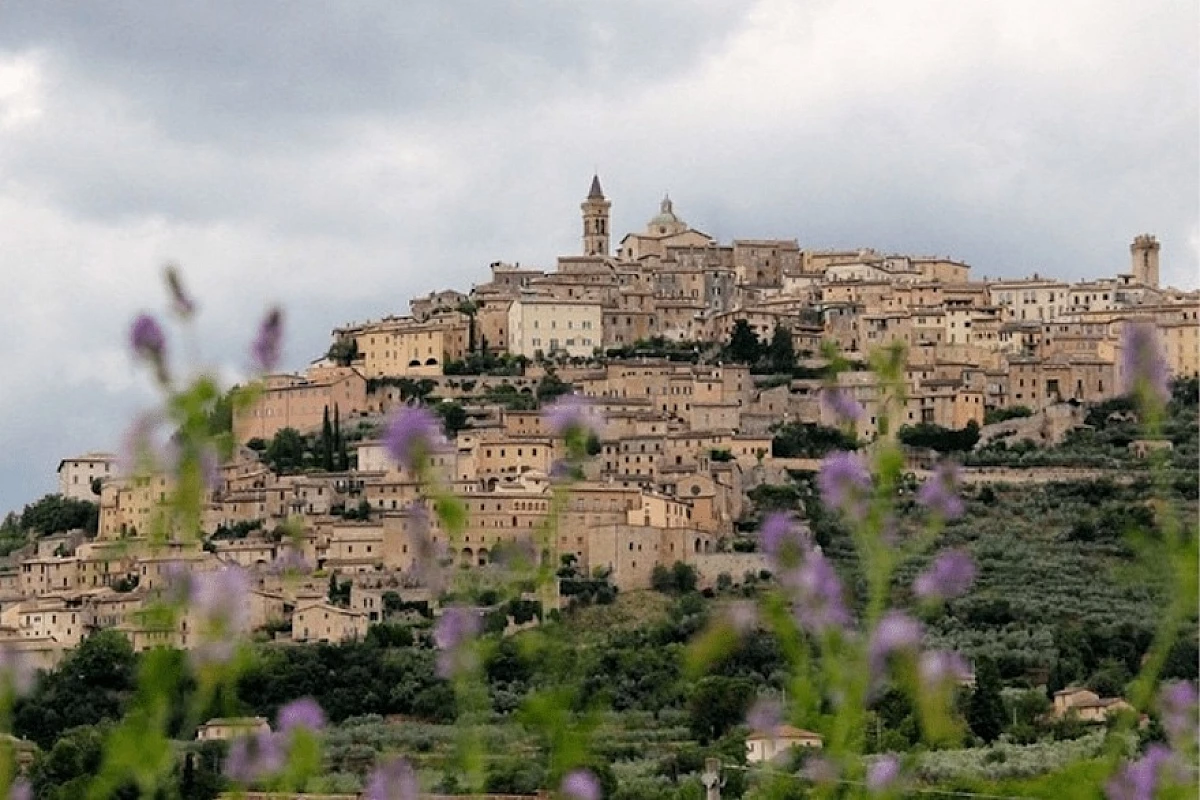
[17,494,99,537]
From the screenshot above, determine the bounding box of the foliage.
[770,422,857,458]
[914,731,1124,783]
[0,513,26,556]
[262,427,309,474]
[237,640,454,724]
[14,631,138,749]
[326,337,359,367]
[535,371,572,403]
[967,658,1006,743]
[898,420,981,452]
[204,388,236,436]
[725,320,762,365]
[767,326,796,374]
[28,724,126,800]
[984,406,1033,425]
[443,350,525,376]
[481,383,538,411]
[262,417,348,475]
[434,400,469,435]
[650,563,699,595]
[210,519,263,540]
[15,493,99,536]
[687,676,756,743]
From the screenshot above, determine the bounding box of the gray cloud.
[0,0,1195,513]
[1,2,750,140]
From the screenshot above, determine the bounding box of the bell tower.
[1130,234,1160,287]
[581,174,611,257]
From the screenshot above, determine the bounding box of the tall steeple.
[581,174,611,256]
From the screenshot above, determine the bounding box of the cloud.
[0,0,1195,512]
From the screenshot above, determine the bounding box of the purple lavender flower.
[384,406,442,471]
[225,731,285,784]
[918,650,972,690]
[746,696,782,734]
[1105,743,1172,800]
[491,535,537,570]
[545,394,604,440]
[268,547,311,575]
[189,566,251,631]
[867,754,901,793]
[186,566,252,666]
[277,697,326,734]
[1159,680,1197,746]
[916,462,964,520]
[818,450,871,519]
[1120,323,1170,405]
[365,757,418,800]
[164,265,196,318]
[160,560,192,605]
[9,779,31,800]
[130,314,166,362]
[868,612,923,682]
[561,769,601,800]
[913,549,976,600]
[251,307,283,373]
[822,387,864,423]
[404,501,450,591]
[433,606,480,678]
[760,512,811,571]
[793,550,851,633]
[549,459,574,481]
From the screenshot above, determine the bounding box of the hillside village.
[6,176,1198,672]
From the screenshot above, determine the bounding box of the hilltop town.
[7,176,1199,671]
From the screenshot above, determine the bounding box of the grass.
[565,590,674,637]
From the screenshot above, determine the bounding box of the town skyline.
[3,175,1196,516]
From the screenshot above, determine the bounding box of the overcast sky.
[0,1,1196,513]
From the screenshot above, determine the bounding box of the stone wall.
[976,402,1087,449]
[689,552,770,588]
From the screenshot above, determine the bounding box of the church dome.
[648,194,685,233]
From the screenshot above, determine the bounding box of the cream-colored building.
[292,602,368,643]
[746,725,823,763]
[57,452,116,502]
[339,313,470,378]
[987,277,1071,323]
[507,298,602,359]
[196,717,271,742]
[1052,687,1134,724]
[16,598,85,646]
[233,367,369,444]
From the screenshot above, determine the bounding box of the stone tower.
[1130,234,1160,287]
[581,174,611,257]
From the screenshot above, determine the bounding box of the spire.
[660,193,673,214]
[587,174,605,200]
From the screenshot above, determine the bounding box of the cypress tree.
[968,657,1006,743]
[333,404,348,471]
[768,325,796,373]
[321,406,334,471]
